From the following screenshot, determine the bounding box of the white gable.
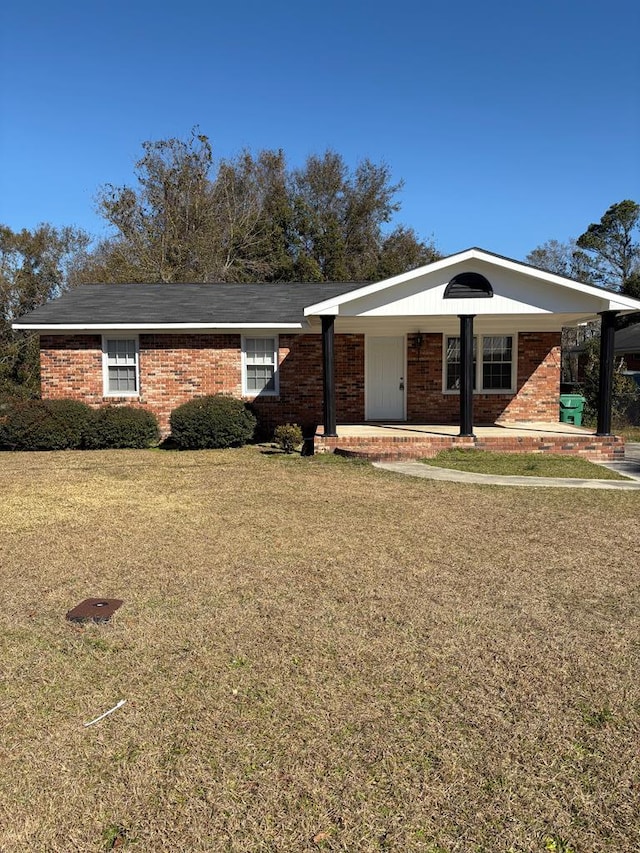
[304,249,640,319]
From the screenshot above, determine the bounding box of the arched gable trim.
[444,272,493,299]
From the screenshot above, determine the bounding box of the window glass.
[244,337,277,393]
[446,336,477,390]
[107,339,136,363]
[482,336,513,390]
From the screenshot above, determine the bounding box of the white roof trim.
[303,248,640,315]
[13,322,305,332]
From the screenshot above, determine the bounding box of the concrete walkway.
[374,444,640,490]
[600,442,640,482]
[623,441,640,460]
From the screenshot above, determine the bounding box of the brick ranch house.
[13,248,640,457]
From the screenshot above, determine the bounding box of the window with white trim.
[103,337,139,396]
[242,336,278,396]
[444,335,514,392]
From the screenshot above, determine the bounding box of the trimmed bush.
[46,399,95,448]
[170,395,257,449]
[274,423,303,453]
[84,406,159,449]
[0,398,94,451]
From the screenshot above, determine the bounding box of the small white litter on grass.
[83,699,126,727]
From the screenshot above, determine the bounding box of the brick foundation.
[318,433,624,462]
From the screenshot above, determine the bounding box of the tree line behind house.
[1,128,639,402]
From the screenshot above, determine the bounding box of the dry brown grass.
[0,447,638,852]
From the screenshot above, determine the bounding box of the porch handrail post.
[459,314,475,437]
[322,315,337,437]
[596,310,619,436]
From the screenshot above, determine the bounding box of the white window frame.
[443,333,517,394]
[241,335,279,397]
[102,335,140,397]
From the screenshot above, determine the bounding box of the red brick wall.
[406,331,561,424]
[500,332,562,422]
[39,332,365,435]
[40,329,560,435]
[139,334,242,433]
[41,334,244,434]
[40,335,103,402]
[250,333,364,432]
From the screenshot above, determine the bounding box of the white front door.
[366,336,405,420]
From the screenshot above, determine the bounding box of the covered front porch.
[314,421,625,462]
[304,250,640,450]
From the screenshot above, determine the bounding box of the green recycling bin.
[559,394,586,426]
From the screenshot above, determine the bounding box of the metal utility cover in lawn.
[66,598,123,623]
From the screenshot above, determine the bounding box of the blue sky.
[1,0,638,262]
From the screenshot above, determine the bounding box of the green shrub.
[169,395,257,449]
[0,398,93,451]
[274,423,303,453]
[84,406,159,449]
[46,399,95,447]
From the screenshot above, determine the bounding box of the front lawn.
[423,448,628,479]
[0,448,638,851]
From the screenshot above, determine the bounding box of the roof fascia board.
[309,304,341,316]
[477,252,640,308]
[12,322,305,332]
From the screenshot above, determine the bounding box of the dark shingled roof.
[15,282,366,327]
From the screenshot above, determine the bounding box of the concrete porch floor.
[316,421,594,439]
